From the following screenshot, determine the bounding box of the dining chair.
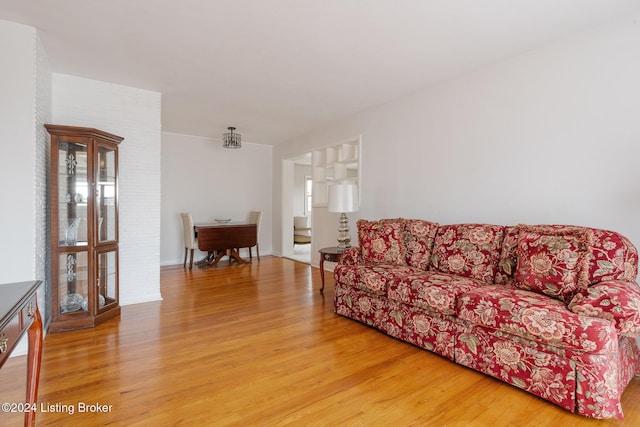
[180,212,197,269]
[293,216,312,246]
[247,210,262,261]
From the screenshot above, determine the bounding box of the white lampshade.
[328,182,359,213]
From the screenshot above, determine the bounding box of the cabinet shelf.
[58,172,88,178]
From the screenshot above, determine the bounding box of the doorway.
[282,152,312,264]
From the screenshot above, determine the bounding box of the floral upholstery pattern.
[430,224,505,283]
[386,300,458,360]
[458,286,617,354]
[404,219,439,269]
[334,264,423,296]
[338,247,363,266]
[357,219,406,265]
[573,337,640,419]
[588,229,639,283]
[495,226,519,285]
[569,280,640,336]
[333,220,640,419]
[388,271,488,316]
[495,225,639,286]
[334,283,389,330]
[378,218,439,268]
[455,323,577,412]
[574,352,625,419]
[514,225,593,302]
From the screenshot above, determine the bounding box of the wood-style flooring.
[1,256,639,426]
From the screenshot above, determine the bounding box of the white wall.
[161,133,273,265]
[0,19,51,356]
[274,13,640,265]
[0,21,38,284]
[52,74,162,305]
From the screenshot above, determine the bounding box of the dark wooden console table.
[196,223,257,268]
[0,280,43,427]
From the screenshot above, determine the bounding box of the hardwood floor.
[1,256,639,426]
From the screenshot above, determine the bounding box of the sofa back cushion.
[380,218,439,270]
[514,225,592,302]
[495,225,639,286]
[357,219,407,265]
[429,224,505,283]
[495,226,519,285]
[404,219,439,270]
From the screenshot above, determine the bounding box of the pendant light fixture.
[223,127,241,149]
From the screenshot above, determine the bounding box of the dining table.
[194,222,257,268]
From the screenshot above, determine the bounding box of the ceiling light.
[223,127,241,149]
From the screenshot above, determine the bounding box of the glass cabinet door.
[58,142,89,247]
[58,251,89,314]
[97,250,118,311]
[96,145,117,243]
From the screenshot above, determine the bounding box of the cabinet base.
[48,306,121,333]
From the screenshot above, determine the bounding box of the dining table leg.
[227,249,249,265]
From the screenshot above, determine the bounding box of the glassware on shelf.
[64,218,81,245]
[65,152,78,175]
[60,293,85,314]
[81,294,105,312]
[66,254,76,283]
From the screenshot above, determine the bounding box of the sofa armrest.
[338,247,363,266]
[568,280,640,336]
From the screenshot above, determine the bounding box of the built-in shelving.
[311,138,360,207]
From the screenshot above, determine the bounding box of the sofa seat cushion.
[334,264,423,296]
[457,286,618,354]
[387,271,489,316]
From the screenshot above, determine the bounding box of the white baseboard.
[120,293,163,306]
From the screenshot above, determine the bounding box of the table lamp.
[328,181,359,251]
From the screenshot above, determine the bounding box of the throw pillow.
[514,225,593,302]
[358,219,407,265]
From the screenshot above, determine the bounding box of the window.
[305,175,312,215]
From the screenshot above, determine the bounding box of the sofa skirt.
[455,323,577,412]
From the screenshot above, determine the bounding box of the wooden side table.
[318,246,346,292]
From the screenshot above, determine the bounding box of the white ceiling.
[1,1,639,145]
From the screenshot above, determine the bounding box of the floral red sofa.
[333,219,640,419]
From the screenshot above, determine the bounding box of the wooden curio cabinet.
[46,124,123,333]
